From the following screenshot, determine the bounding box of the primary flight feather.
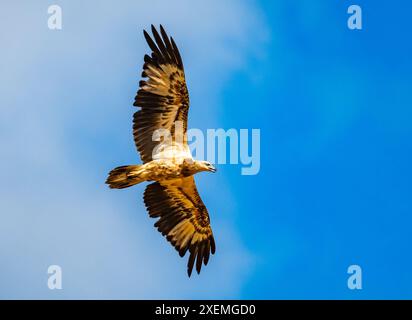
[106,25,216,277]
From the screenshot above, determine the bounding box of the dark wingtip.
[159,24,166,35]
[211,237,216,254]
[187,249,197,278]
[151,24,157,34]
[179,249,185,257]
[143,30,151,43]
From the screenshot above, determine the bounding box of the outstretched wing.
[133,25,190,163]
[143,176,216,276]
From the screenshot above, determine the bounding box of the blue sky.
[0,0,411,299]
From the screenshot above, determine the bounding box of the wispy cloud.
[0,0,268,298]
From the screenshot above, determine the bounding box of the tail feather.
[106,165,145,189]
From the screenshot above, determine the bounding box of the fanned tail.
[106,165,145,189]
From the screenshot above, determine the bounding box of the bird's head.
[198,161,217,173]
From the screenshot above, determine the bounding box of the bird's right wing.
[143,176,216,277]
[133,25,191,163]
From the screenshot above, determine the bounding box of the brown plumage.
[133,25,190,164]
[144,177,215,276]
[106,25,216,277]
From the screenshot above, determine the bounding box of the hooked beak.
[209,165,217,173]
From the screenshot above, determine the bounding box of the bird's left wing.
[133,25,190,163]
[143,176,216,276]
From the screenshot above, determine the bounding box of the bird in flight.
[106,25,216,277]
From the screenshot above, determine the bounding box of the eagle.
[106,25,216,277]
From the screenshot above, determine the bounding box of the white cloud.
[0,0,267,298]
